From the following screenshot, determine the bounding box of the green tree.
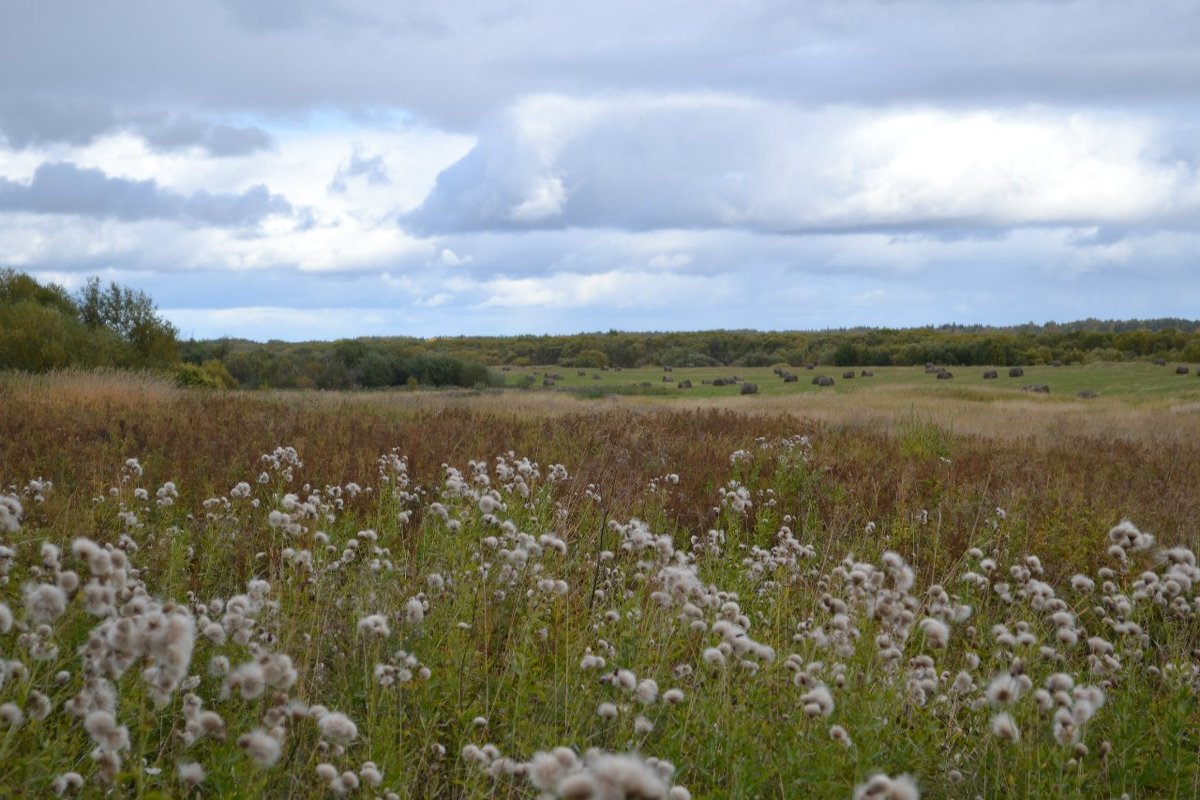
[76,277,179,367]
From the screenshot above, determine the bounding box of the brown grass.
[3,370,1198,581]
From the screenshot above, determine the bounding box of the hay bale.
[712,378,728,387]
[815,375,835,387]
[1008,367,1025,378]
[740,382,758,395]
[783,374,798,383]
[842,371,855,379]
[678,379,693,389]
[982,370,998,379]
[860,370,874,377]
[1177,366,1190,375]
[936,369,953,380]
[1021,384,1050,394]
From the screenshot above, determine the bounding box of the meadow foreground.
[0,372,1198,798]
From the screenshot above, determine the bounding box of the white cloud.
[413,95,1200,234]
[476,269,737,310]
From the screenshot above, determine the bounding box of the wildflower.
[597,702,618,719]
[24,583,68,625]
[357,613,391,637]
[990,712,1021,742]
[634,715,654,734]
[318,711,358,745]
[0,703,24,727]
[405,596,426,624]
[50,773,84,797]
[84,710,130,752]
[986,674,1021,708]
[177,761,205,790]
[701,647,726,667]
[918,617,950,649]
[801,684,835,718]
[662,688,685,704]
[528,748,582,790]
[238,729,282,767]
[360,761,383,787]
[223,661,266,700]
[829,724,853,748]
[853,773,920,800]
[0,494,23,532]
[26,691,52,721]
[557,752,669,800]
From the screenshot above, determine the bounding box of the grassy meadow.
[502,361,1200,402]
[0,367,1198,798]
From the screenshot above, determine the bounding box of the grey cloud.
[5,2,1200,131]
[329,152,391,193]
[131,114,275,156]
[0,94,117,148]
[0,162,292,227]
[0,93,274,155]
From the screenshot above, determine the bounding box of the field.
[1,367,1199,798]
[503,361,1200,402]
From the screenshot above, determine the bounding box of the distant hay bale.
[1021,384,1050,393]
[678,379,693,389]
[842,371,855,379]
[936,369,953,380]
[783,374,798,383]
[1177,366,1190,375]
[860,370,874,377]
[542,378,555,387]
[740,382,758,395]
[982,370,999,379]
[1076,390,1098,399]
[814,375,835,386]
[662,375,674,382]
[1008,367,1025,378]
[805,364,815,370]
[663,365,672,372]
[712,378,728,387]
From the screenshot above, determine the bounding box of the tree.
[76,277,179,367]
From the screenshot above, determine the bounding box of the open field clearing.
[1,371,1199,798]
[502,362,1200,402]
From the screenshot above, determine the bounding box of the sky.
[2,0,1199,341]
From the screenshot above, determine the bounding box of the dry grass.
[2,370,1199,798]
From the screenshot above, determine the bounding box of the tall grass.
[0,373,1197,798]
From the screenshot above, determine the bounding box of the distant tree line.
[180,337,498,390]
[5,271,1199,387]
[299,323,1200,370]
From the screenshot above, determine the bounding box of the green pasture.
[499,361,1200,402]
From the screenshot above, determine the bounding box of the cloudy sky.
[2,1,1198,340]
